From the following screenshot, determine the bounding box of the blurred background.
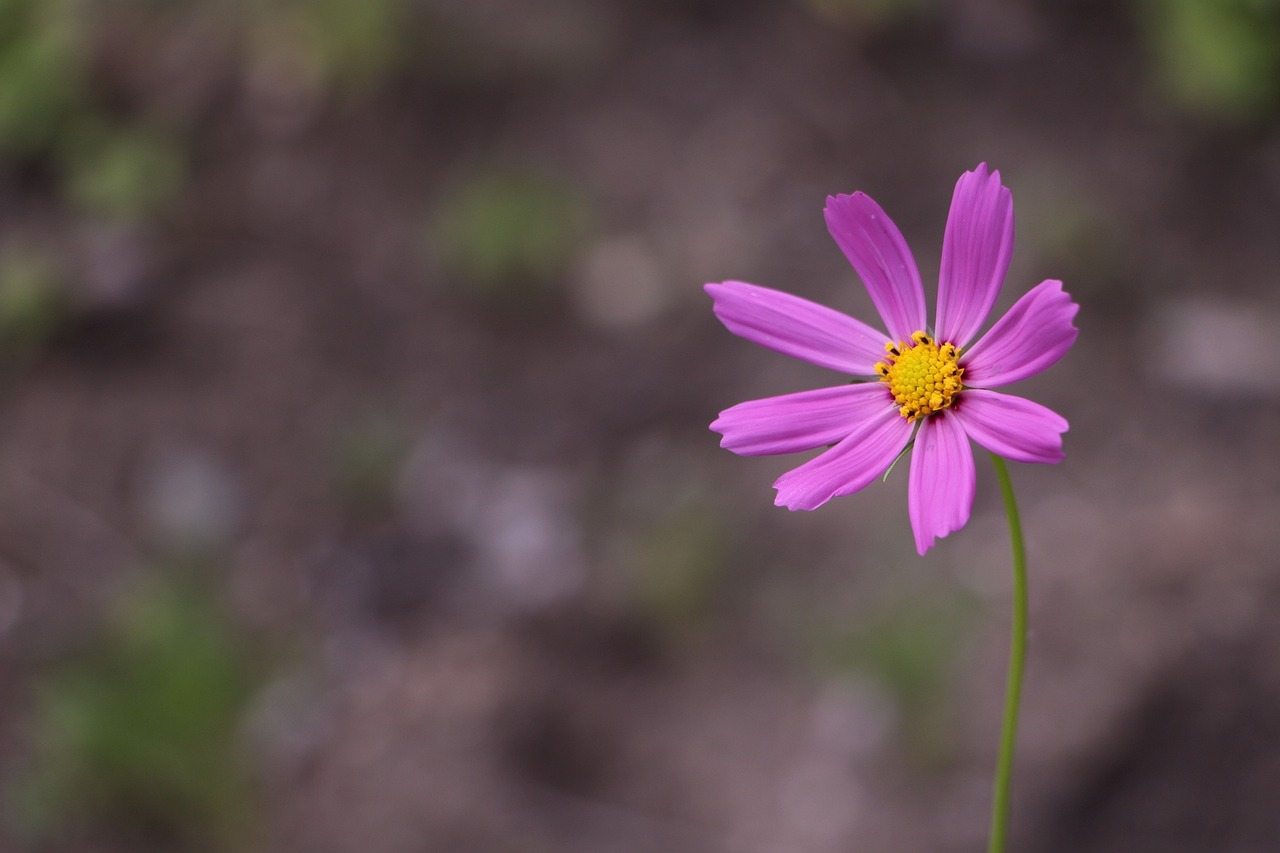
[0,0,1278,850]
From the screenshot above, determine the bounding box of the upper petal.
[824,192,927,342]
[772,403,912,511]
[935,164,1015,348]
[908,412,975,555]
[952,389,1067,464]
[962,279,1079,387]
[712,382,894,457]
[706,281,888,375]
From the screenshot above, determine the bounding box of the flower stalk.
[988,452,1027,853]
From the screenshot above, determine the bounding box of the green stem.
[988,453,1027,853]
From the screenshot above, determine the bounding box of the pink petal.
[961,279,1079,387]
[712,382,894,457]
[706,281,888,375]
[935,164,1015,348]
[908,412,975,555]
[824,192,927,342]
[773,404,912,511]
[953,389,1067,464]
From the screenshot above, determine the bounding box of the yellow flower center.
[874,331,963,422]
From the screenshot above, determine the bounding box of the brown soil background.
[2,1,1280,851]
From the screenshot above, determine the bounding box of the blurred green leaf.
[630,508,727,642]
[246,0,413,97]
[811,591,975,762]
[302,0,412,93]
[0,0,84,158]
[330,409,407,517]
[432,169,590,301]
[9,571,262,849]
[60,121,186,222]
[0,248,69,357]
[1138,0,1280,120]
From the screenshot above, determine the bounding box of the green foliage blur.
[245,0,415,97]
[629,507,728,644]
[794,0,1280,123]
[812,590,975,764]
[0,0,187,223]
[432,169,590,302]
[329,408,407,519]
[8,571,262,850]
[1138,0,1280,121]
[0,248,69,359]
[0,0,428,228]
[0,0,82,158]
[59,121,186,222]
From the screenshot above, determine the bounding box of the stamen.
[874,331,964,422]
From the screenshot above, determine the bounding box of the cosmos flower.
[706,164,1079,554]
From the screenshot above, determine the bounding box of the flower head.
[706,164,1078,554]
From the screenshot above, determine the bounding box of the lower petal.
[953,389,1067,464]
[908,413,975,555]
[962,279,1079,388]
[773,404,912,511]
[712,382,894,457]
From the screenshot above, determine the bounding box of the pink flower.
[707,164,1079,554]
